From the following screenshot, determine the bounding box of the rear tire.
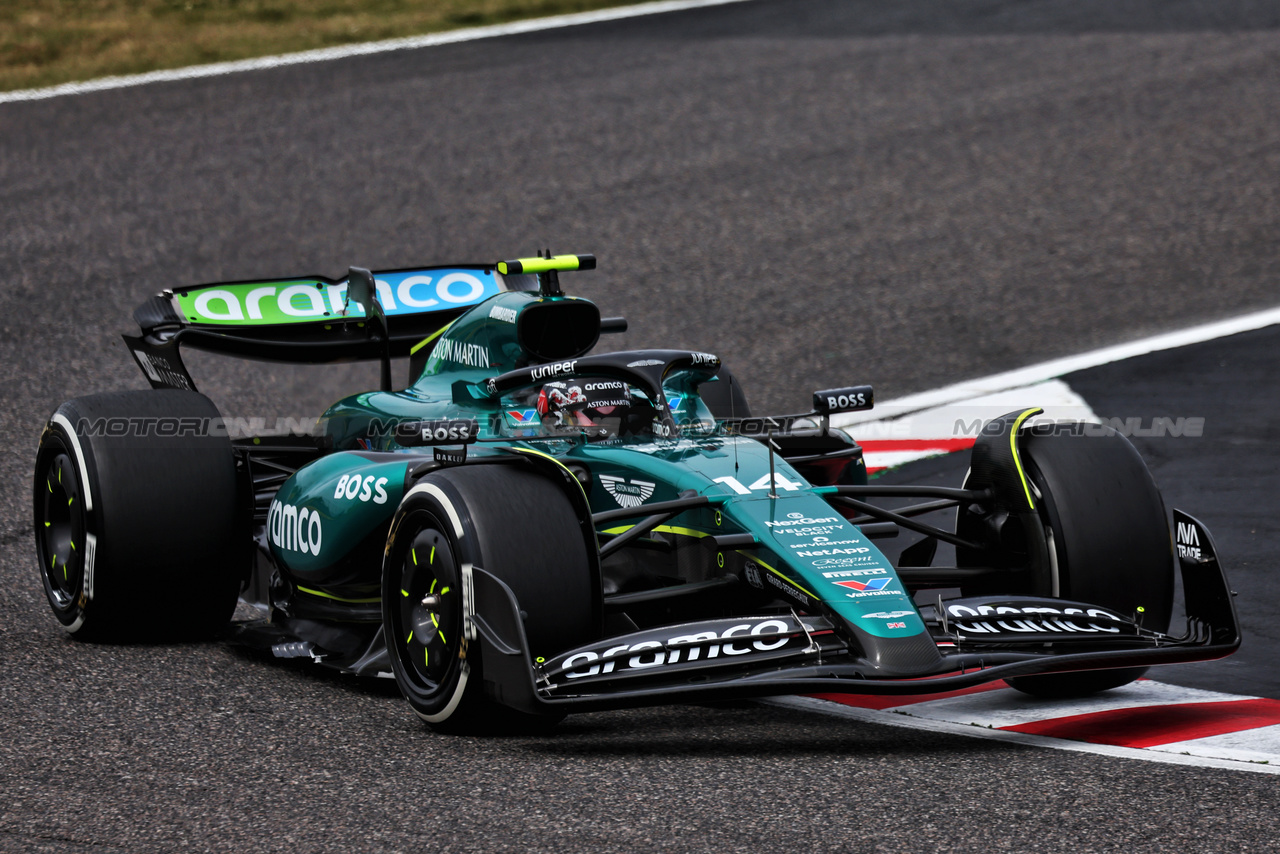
[33,390,245,641]
[382,465,597,733]
[1005,423,1174,698]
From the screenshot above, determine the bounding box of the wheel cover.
[391,523,463,697]
[36,450,85,612]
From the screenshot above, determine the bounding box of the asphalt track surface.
[2,1,1279,851]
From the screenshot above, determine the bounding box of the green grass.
[0,0,647,92]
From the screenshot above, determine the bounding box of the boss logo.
[333,474,389,504]
[813,385,875,414]
[395,419,479,446]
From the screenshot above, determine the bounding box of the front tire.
[382,465,597,733]
[1007,423,1174,697]
[33,390,246,641]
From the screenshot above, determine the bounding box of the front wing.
[468,510,1239,714]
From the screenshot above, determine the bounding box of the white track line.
[765,697,1280,776]
[810,302,1280,773]
[834,303,1280,428]
[0,0,756,106]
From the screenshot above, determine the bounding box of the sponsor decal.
[767,514,842,527]
[796,547,873,557]
[788,538,867,549]
[945,603,1125,635]
[599,474,656,509]
[530,360,577,382]
[433,338,490,369]
[558,618,799,679]
[822,568,887,578]
[507,409,539,424]
[763,569,810,604]
[395,419,479,446]
[689,351,719,366]
[1176,520,1203,560]
[743,564,763,589]
[584,381,626,392]
[488,304,518,323]
[333,474,389,504]
[434,446,466,465]
[176,269,498,326]
[835,577,891,592]
[862,611,915,619]
[887,622,907,629]
[130,349,195,390]
[268,500,323,556]
[770,525,846,537]
[627,359,663,368]
[813,385,875,414]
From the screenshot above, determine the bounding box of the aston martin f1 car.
[34,254,1240,731]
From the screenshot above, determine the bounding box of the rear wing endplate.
[124,264,525,391]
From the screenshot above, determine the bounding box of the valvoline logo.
[834,577,891,592]
[506,409,539,424]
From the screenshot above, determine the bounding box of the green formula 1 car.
[33,253,1239,731]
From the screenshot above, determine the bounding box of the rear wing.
[124,264,534,392]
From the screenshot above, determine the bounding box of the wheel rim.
[37,450,85,611]
[393,523,462,695]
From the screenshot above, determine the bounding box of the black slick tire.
[1007,423,1174,698]
[33,390,246,641]
[382,465,597,733]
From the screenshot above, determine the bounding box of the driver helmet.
[537,379,633,429]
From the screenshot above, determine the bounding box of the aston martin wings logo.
[598,474,656,509]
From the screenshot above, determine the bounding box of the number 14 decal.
[713,474,802,495]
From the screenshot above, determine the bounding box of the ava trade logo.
[834,577,891,593]
[176,269,500,326]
